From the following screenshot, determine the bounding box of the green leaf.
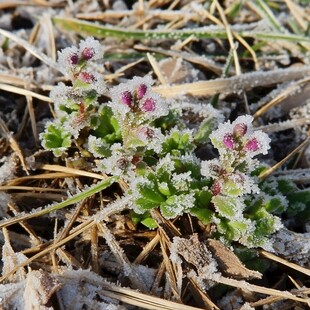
[219,218,249,241]
[93,106,121,142]
[226,0,243,19]
[161,131,195,156]
[194,118,217,144]
[154,110,180,131]
[254,209,278,235]
[223,179,243,196]
[212,195,238,218]
[130,211,158,229]
[190,206,213,224]
[217,218,239,241]
[160,196,179,219]
[135,197,160,210]
[265,197,286,214]
[41,123,72,156]
[130,211,143,225]
[88,137,112,157]
[276,179,296,194]
[234,247,269,273]
[53,17,310,43]
[138,182,166,203]
[141,217,158,229]
[135,161,148,176]
[287,190,310,205]
[158,182,171,196]
[195,190,212,207]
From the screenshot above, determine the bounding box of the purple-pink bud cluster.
[221,121,262,154]
[119,83,157,113]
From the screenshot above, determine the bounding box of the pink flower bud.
[137,84,147,99]
[211,180,221,196]
[80,72,95,83]
[81,47,95,60]
[120,91,133,107]
[223,133,234,149]
[69,53,79,65]
[233,123,247,137]
[245,138,259,152]
[142,98,156,112]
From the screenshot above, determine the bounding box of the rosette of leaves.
[131,154,212,229]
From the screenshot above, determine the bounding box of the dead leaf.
[24,270,62,310]
[206,239,262,280]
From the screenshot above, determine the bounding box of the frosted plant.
[40,37,106,157]
[40,37,305,249]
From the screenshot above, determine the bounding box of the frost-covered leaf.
[135,197,160,210]
[137,182,166,203]
[194,118,217,144]
[206,239,262,280]
[24,270,61,310]
[170,234,219,281]
[212,195,240,219]
[41,122,72,156]
[265,196,287,214]
[217,217,251,242]
[190,206,213,224]
[91,105,121,142]
[161,129,195,156]
[2,234,28,282]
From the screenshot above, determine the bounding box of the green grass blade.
[52,17,227,40]
[254,0,283,32]
[0,176,119,228]
[52,17,310,43]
